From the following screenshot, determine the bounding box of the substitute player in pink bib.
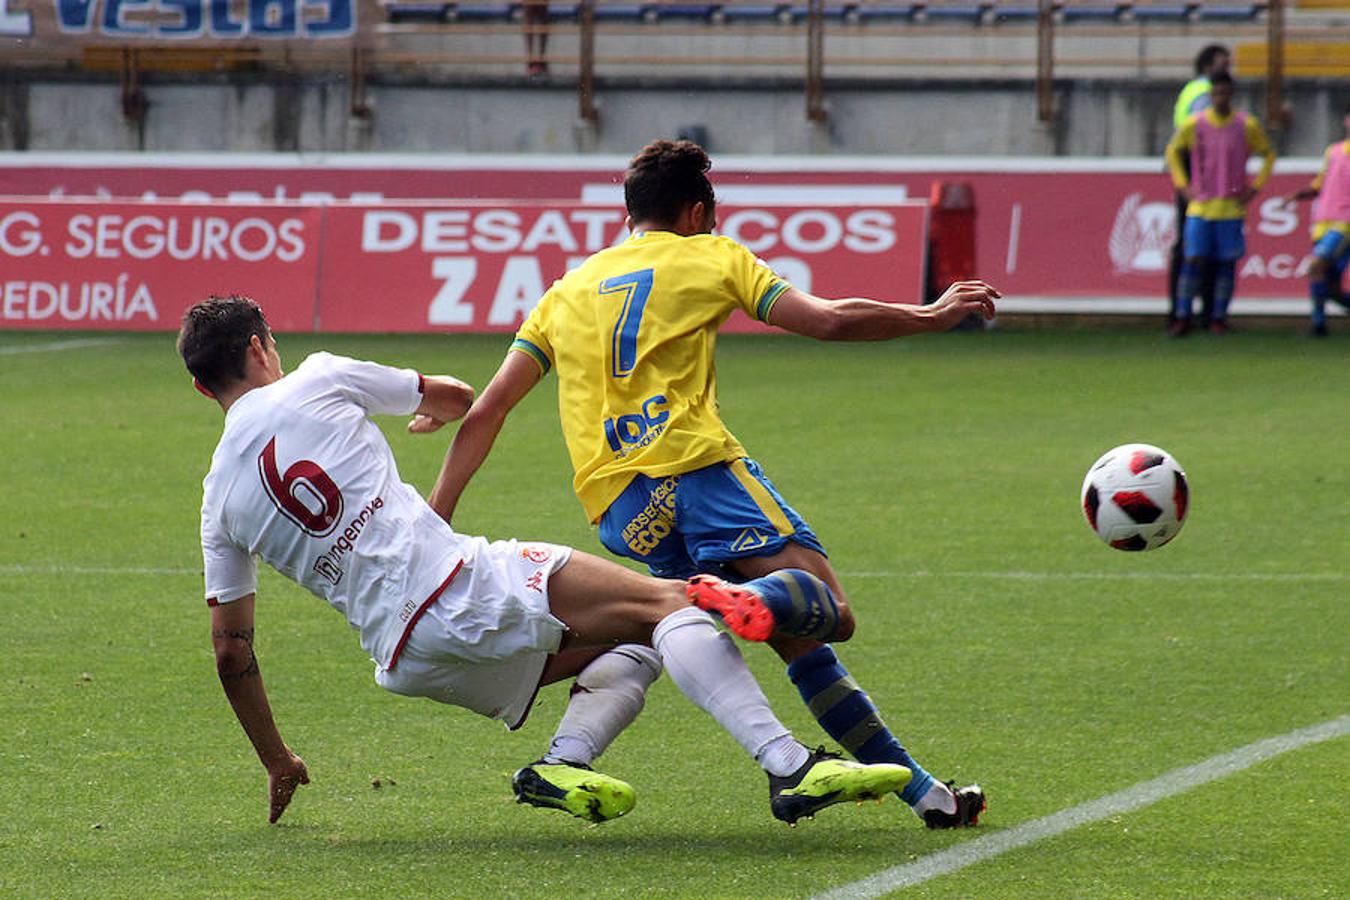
[1165,72,1276,336]
[182,294,910,827]
[1284,104,1350,337]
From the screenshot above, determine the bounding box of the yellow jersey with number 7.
[512,229,790,522]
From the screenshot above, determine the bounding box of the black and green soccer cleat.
[511,761,636,824]
[769,748,911,825]
[922,782,986,829]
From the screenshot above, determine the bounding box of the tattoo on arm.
[212,627,260,682]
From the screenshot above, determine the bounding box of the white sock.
[541,645,661,767]
[756,734,811,778]
[651,607,795,767]
[913,780,958,816]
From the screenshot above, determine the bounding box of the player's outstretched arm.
[766,281,998,341]
[209,595,309,823]
[426,350,542,524]
[407,375,476,434]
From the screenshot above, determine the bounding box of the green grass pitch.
[1,326,1346,898]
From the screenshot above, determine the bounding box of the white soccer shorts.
[374,537,572,729]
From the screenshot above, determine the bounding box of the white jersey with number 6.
[199,352,470,668]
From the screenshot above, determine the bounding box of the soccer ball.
[1080,443,1189,551]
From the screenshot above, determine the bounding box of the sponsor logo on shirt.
[602,394,669,456]
[311,496,385,586]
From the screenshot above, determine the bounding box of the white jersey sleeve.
[202,499,257,604]
[303,352,424,417]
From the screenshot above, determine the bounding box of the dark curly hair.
[623,139,716,229]
[177,294,270,395]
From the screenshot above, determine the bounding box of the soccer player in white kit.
[180,295,911,826]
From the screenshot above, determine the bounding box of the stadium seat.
[782,2,855,21]
[453,2,519,21]
[718,2,787,21]
[545,2,581,19]
[645,1,720,20]
[1058,0,1126,20]
[850,0,922,21]
[1127,1,1197,21]
[1195,3,1263,20]
[385,1,454,22]
[592,2,651,19]
[990,0,1040,21]
[919,0,990,22]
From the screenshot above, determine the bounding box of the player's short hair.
[1195,44,1230,75]
[624,139,715,229]
[177,294,270,395]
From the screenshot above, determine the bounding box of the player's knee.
[573,644,662,707]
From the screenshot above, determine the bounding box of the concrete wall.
[1,71,1344,158]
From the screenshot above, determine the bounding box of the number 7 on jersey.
[600,269,654,379]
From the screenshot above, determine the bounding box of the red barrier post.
[927,181,977,303]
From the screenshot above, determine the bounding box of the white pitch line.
[0,337,127,356]
[840,570,1349,583]
[813,714,1350,900]
[0,563,198,576]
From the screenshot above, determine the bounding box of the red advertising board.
[0,197,926,332]
[0,200,322,331]
[0,154,1325,325]
[315,201,928,333]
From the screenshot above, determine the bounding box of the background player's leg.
[1308,256,1332,336]
[729,544,952,816]
[1210,259,1238,330]
[1167,191,1187,325]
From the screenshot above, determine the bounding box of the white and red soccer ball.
[1081,443,1189,551]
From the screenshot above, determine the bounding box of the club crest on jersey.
[520,546,552,564]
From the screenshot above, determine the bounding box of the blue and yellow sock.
[1311,278,1330,329]
[786,644,935,806]
[1212,260,1237,321]
[745,569,842,641]
[1175,261,1201,320]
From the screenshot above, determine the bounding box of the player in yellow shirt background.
[429,139,999,828]
[1164,72,1276,336]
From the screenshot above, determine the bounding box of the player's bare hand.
[1238,186,1258,206]
[267,752,309,824]
[931,280,999,329]
[1179,186,1195,203]
[408,413,446,434]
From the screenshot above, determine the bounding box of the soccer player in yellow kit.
[429,140,998,828]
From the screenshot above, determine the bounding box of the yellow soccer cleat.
[511,762,636,824]
[769,748,911,825]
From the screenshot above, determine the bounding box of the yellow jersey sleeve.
[512,289,556,374]
[722,239,790,322]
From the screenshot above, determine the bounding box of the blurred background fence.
[1,0,1347,154]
